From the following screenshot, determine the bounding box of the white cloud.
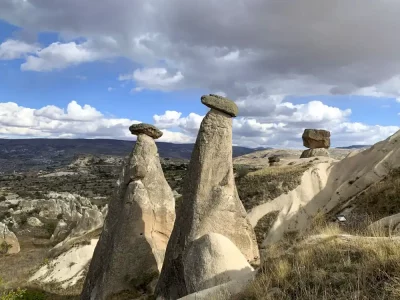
[21,39,117,71]
[34,101,103,121]
[0,39,39,60]
[154,111,203,135]
[107,87,114,92]
[0,101,195,144]
[119,67,184,91]
[153,111,182,128]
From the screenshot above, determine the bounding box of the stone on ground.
[0,222,20,254]
[27,216,44,227]
[81,128,175,300]
[302,129,330,149]
[156,96,259,300]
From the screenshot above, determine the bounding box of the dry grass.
[236,164,311,211]
[240,216,400,300]
[344,168,400,225]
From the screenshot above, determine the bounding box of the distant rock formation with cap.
[81,123,175,300]
[155,94,259,300]
[301,129,331,158]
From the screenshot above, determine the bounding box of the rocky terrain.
[1,95,399,300]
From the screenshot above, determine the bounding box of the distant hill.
[0,139,268,173]
[335,145,371,149]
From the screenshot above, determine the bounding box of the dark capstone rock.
[302,129,331,149]
[201,94,238,117]
[129,123,163,139]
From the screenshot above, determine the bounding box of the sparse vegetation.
[240,220,400,300]
[333,167,400,228]
[237,164,311,210]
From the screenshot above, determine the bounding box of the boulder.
[0,222,20,254]
[81,129,176,300]
[201,94,238,117]
[129,123,163,139]
[156,96,259,300]
[300,148,330,158]
[27,217,44,227]
[183,233,254,294]
[302,129,330,149]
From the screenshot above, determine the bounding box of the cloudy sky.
[0,0,399,148]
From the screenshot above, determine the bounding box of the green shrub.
[0,241,12,255]
[236,165,251,179]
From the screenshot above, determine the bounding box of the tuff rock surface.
[300,148,330,158]
[183,233,254,294]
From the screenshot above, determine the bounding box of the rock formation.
[301,129,330,158]
[0,222,20,254]
[155,94,259,300]
[81,123,175,300]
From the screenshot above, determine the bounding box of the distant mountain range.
[335,145,371,149]
[0,139,269,173]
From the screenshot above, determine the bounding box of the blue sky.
[0,2,399,148]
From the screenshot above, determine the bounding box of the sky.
[0,0,399,148]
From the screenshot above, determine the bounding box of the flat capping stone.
[129,123,163,139]
[201,94,238,117]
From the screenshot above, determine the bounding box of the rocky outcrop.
[81,124,175,300]
[156,95,259,300]
[300,148,330,158]
[302,129,330,149]
[49,208,104,257]
[0,222,20,254]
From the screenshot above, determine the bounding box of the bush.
[0,289,46,300]
[236,165,251,179]
[0,241,12,255]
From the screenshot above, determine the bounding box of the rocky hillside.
[0,138,266,174]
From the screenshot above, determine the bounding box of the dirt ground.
[0,234,79,299]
